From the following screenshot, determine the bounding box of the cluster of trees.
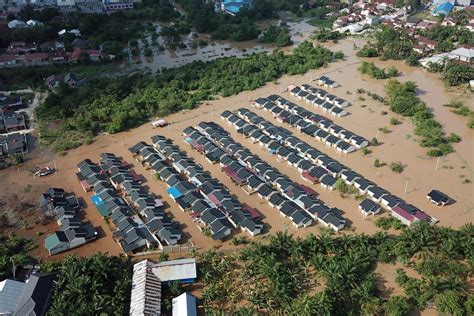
[36,41,336,151]
[385,80,457,157]
[258,25,293,47]
[45,254,132,315]
[199,222,473,315]
[373,26,414,60]
[427,60,474,87]
[0,234,35,279]
[420,25,474,52]
[312,30,345,43]
[358,61,398,79]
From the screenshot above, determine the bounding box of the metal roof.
[152,259,197,282]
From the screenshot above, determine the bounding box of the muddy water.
[1,38,471,262]
[134,19,317,72]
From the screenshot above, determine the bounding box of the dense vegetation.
[384,80,457,157]
[35,41,337,151]
[420,25,474,52]
[426,60,474,87]
[0,234,35,279]
[358,61,398,79]
[199,222,473,315]
[44,254,132,315]
[258,25,293,47]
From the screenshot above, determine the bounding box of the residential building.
[0,280,25,316]
[172,293,197,316]
[14,272,58,316]
[129,260,162,316]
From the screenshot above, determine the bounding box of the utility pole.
[435,157,440,171]
[404,180,409,194]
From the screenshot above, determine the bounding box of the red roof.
[242,204,262,220]
[299,184,316,196]
[24,52,48,61]
[302,171,318,183]
[222,166,245,184]
[392,205,414,221]
[0,54,16,62]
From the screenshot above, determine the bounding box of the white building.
[129,260,162,316]
[172,292,197,316]
[56,0,75,6]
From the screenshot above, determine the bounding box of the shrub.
[448,133,461,143]
[374,159,381,168]
[390,118,401,125]
[371,137,379,146]
[390,162,404,173]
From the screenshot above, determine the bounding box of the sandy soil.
[0,38,472,264]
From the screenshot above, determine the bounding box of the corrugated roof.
[151,258,197,282]
[0,279,25,314]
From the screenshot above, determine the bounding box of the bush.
[390,162,404,173]
[448,133,461,143]
[357,45,379,57]
[371,137,379,146]
[390,118,401,125]
[374,159,381,168]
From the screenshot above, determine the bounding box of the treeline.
[358,61,398,79]
[36,42,337,151]
[385,80,458,157]
[199,222,473,315]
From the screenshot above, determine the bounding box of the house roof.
[14,272,58,316]
[0,279,25,314]
[151,259,197,282]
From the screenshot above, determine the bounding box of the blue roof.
[433,2,454,15]
[167,186,182,199]
[91,195,104,206]
[223,0,252,14]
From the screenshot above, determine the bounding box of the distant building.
[129,260,162,316]
[14,272,58,316]
[432,2,454,16]
[219,0,252,15]
[172,293,197,316]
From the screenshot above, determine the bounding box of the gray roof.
[0,279,25,315]
[14,272,58,316]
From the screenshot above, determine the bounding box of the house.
[151,258,197,284]
[0,54,17,67]
[129,260,162,316]
[45,74,63,88]
[172,292,197,316]
[427,189,450,206]
[0,279,25,315]
[315,76,338,89]
[14,272,58,316]
[64,73,83,88]
[220,0,253,15]
[358,199,381,216]
[433,2,454,16]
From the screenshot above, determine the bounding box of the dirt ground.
[0,39,472,307]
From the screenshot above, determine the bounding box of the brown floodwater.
[0,38,472,270]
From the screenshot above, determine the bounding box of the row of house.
[0,110,27,134]
[76,154,177,253]
[40,188,97,255]
[191,120,348,231]
[131,135,263,239]
[254,95,367,154]
[228,107,436,227]
[0,47,109,68]
[314,75,339,89]
[0,0,139,13]
[289,86,350,118]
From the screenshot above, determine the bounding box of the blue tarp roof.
[91,195,104,206]
[167,186,182,199]
[433,2,454,15]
